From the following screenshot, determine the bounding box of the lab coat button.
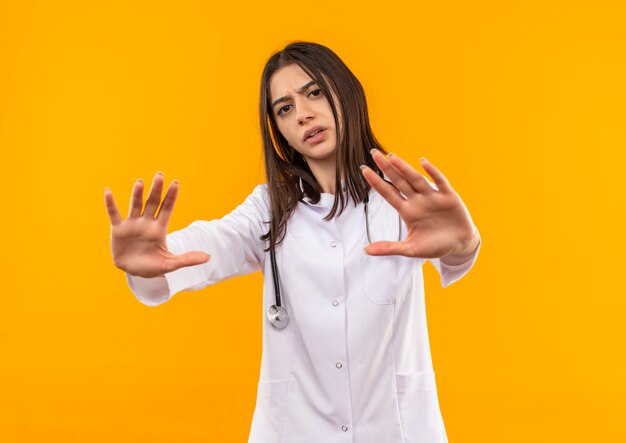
[341,425,348,432]
[332,299,339,306]
[336,362,343,369]
[330,240,337,247]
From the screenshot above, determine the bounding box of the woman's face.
[269,64,339,167]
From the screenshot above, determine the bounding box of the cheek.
[275,121,298,146]
[326,92,341,122]
[321,101,340,132]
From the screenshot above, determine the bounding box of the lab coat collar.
[299,178,345,208]
[298,178,384,212]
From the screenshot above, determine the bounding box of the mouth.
[303,127,326,141]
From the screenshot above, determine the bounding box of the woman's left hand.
[360,150,480,261]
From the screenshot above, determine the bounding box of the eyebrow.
[271,80,318,109]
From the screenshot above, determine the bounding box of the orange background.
[1,0,625,441]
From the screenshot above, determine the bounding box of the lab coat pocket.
[250,380,290,443]
[396,372,447,443]
[360,254,414,305]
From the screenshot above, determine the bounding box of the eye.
[308,89,323,97]
[277,104,292,116]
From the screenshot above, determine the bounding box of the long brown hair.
[259,41,387,250]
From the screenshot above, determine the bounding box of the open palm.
[104,172,210,278]
[361,151,478,259]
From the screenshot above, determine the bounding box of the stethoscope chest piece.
[267,304,289,329]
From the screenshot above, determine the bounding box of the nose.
[296,100,314,125]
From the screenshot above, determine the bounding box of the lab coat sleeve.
[125,184,270,306]
[429,230,482,288]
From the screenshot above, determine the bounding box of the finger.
[165,251,211,273]
[417,157,453,194]
[104,188,123,226]
[369,149,417,197]
[128,179,144,218]
[156,180,179,226]
[364,241,413,257]
[360,165,405,211]
[387,154,435,195]
[143,172,164,218]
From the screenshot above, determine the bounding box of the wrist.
[443,228,480,262]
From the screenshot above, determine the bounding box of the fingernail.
[388,152,395,157]
[420,157,428,162]
[370,148,380,156]
[359,165,368,170]
[172,180,179,184]
[156,171,163,176]
[104,187,110,192]
[137,178,143,183]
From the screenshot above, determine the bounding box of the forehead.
[269,64,315,101]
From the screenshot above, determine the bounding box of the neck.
[307,157,337,194]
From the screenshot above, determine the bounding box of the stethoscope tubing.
[267,183,401,330]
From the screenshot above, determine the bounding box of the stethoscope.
[266,187,403,330]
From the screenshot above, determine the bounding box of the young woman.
[105,41,481,443]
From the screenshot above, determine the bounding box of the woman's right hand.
[104,172,210,278]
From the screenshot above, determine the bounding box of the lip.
[303,126,326,141]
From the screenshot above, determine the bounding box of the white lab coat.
[126,184,481,443]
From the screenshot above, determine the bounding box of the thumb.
[169,251,211,272]
[364,241,410,257]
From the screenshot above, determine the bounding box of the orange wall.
[1,1,624,441]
